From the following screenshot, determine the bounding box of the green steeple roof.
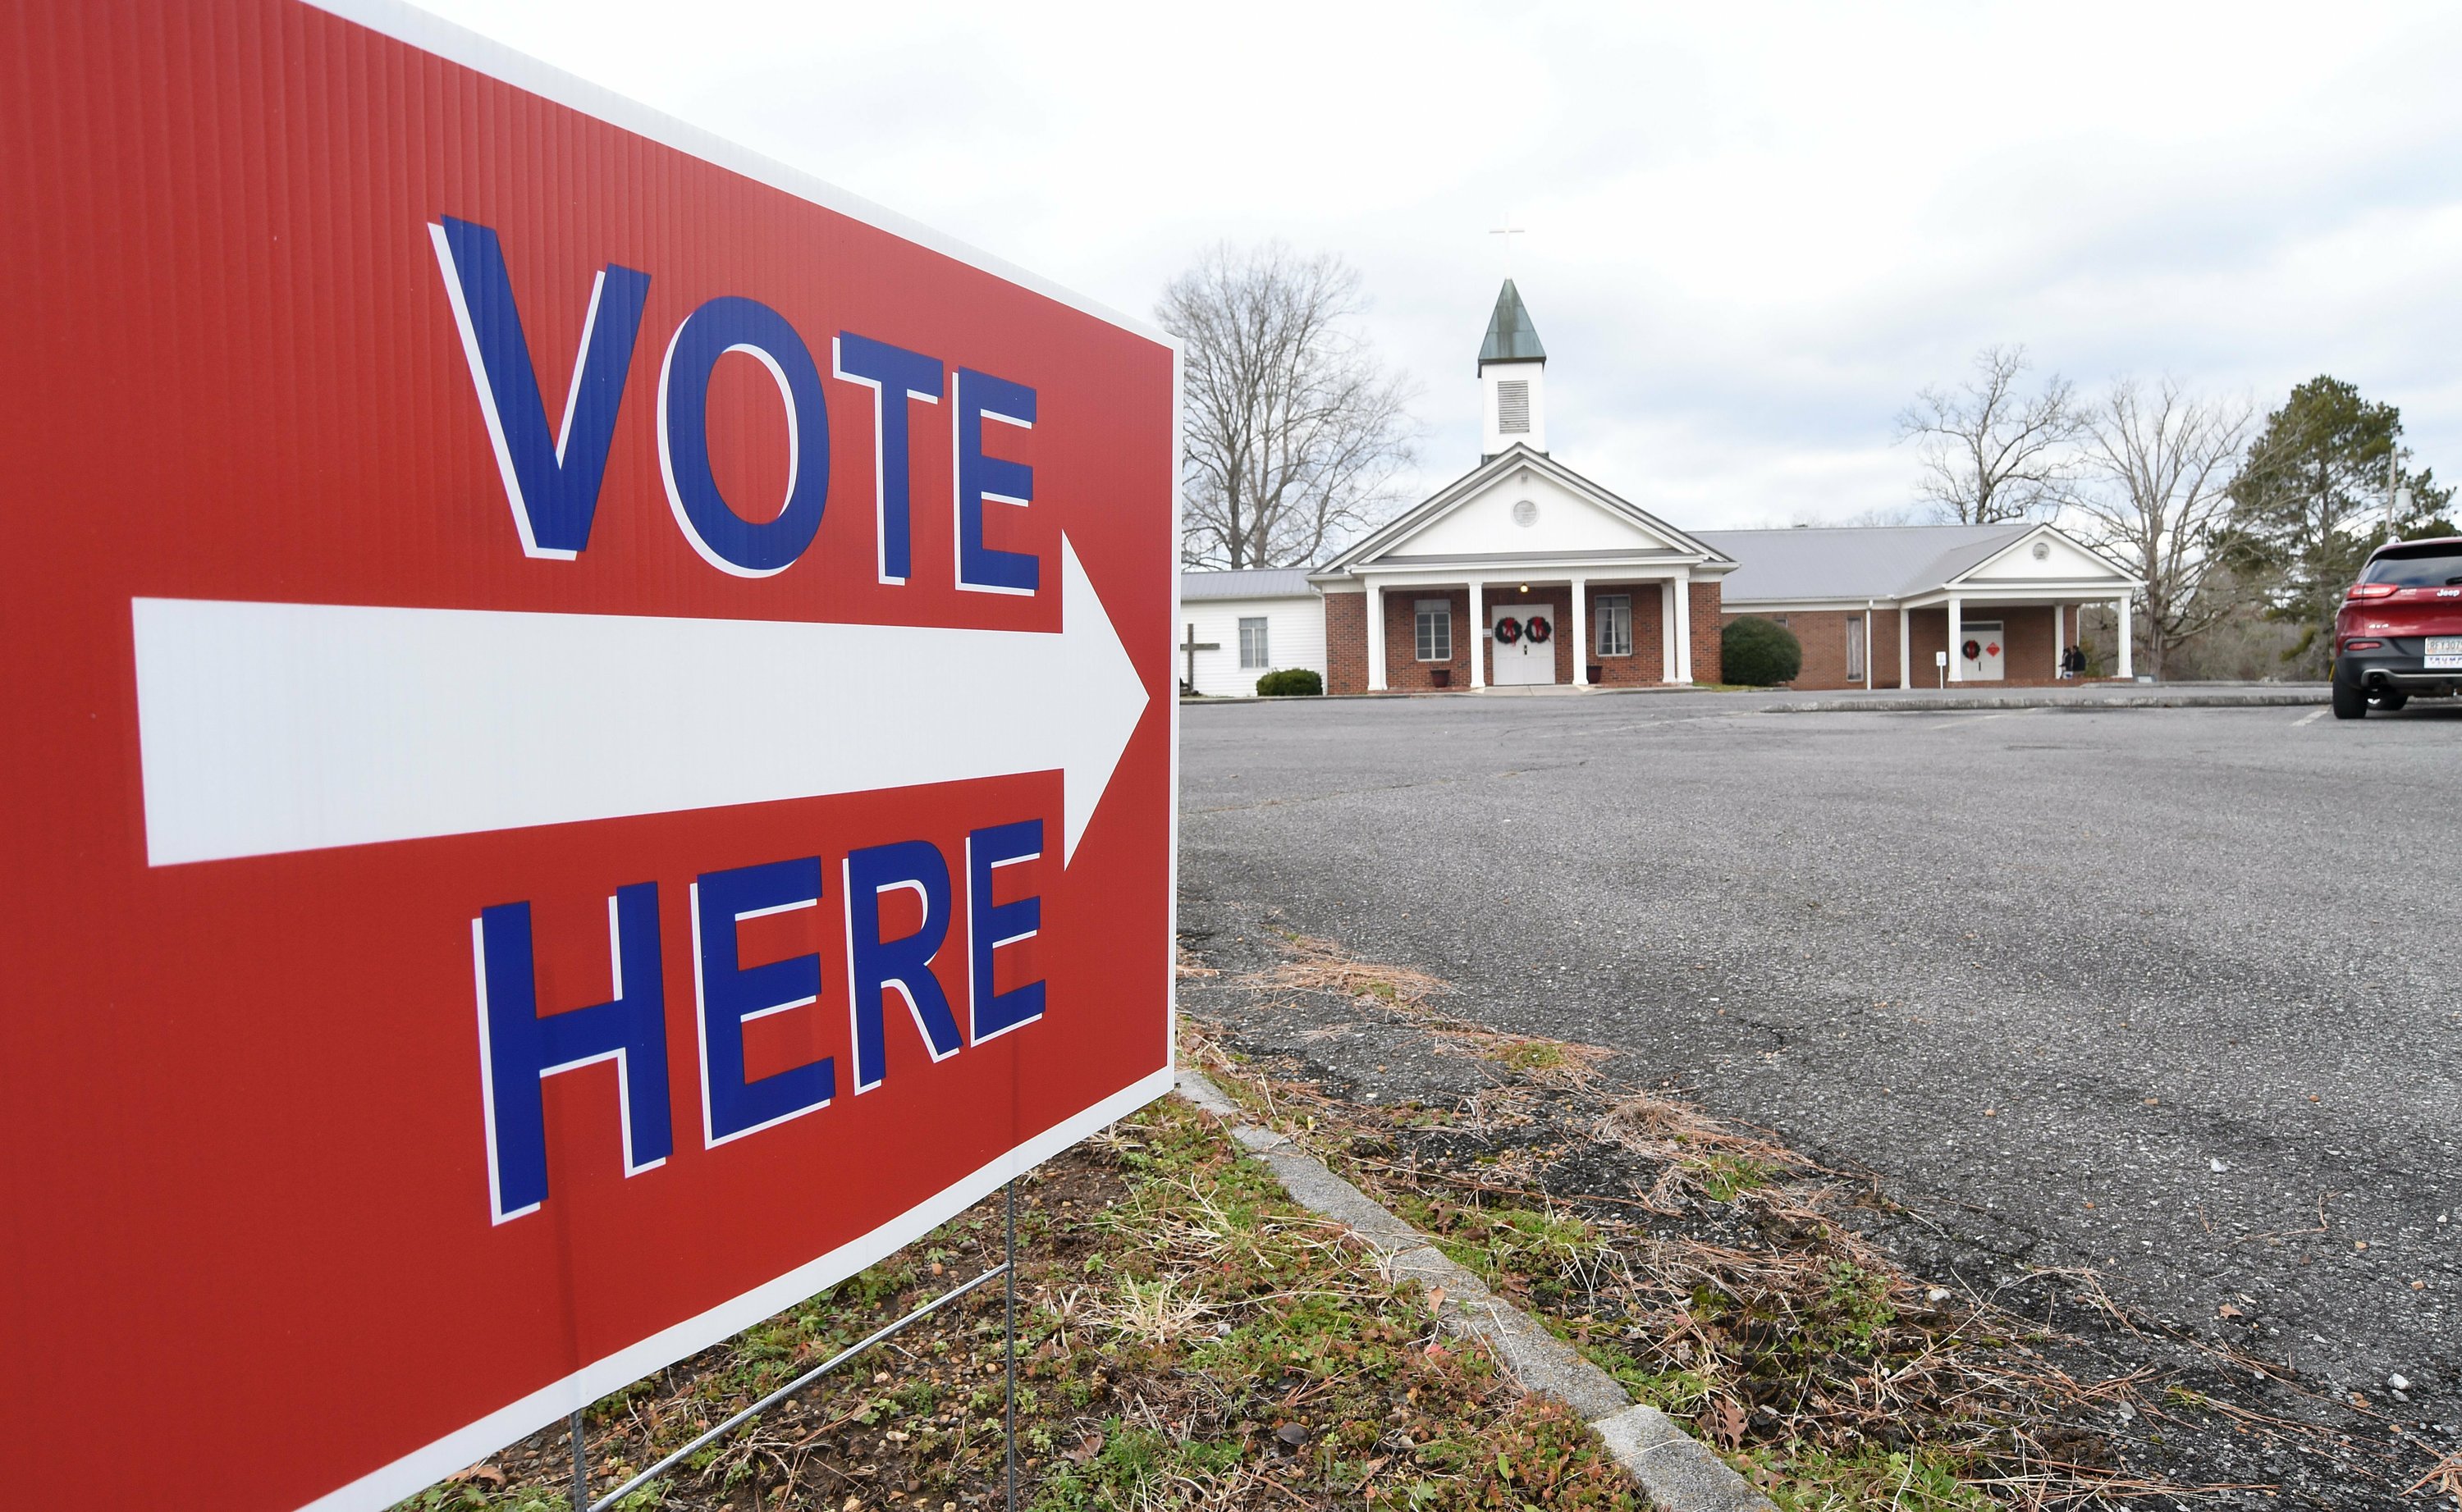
[1477,279,1546,366]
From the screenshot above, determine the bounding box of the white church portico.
[1311,282,1736,692]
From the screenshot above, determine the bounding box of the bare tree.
[1896,345,2084,523]
[1160,243,1418,569]
[2073,377,2252,678]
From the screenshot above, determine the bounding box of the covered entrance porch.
[1895,593,2135,687]
[1356,569,1700,691]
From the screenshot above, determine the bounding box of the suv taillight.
[2348,582,2400,601]
[2345,638,2386,651]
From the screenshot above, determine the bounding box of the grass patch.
[399,1095,1646,1510]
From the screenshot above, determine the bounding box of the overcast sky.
[417,0,2462,528]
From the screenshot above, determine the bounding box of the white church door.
[1490,604,1557,686]
[1958,619,2006,681]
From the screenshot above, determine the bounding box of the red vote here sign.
[0,2,1178,1507]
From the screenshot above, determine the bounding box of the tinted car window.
[2363,547,2462,587]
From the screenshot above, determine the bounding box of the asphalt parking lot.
[1178,689,2462,1405]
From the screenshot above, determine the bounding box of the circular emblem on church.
[2031,540,2052,561]
[1512,499,1539,528]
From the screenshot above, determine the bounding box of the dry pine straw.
[1188,933,2451,1512]
[400,1094,1649,1512]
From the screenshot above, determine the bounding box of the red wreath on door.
[1495,616,1523,644]
[1526,615,1553,643]
[1962,638,1981,661]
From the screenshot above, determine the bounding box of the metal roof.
[1697,524,2035,602]
[1477,280,1546,366]
[1180,568,1317,601]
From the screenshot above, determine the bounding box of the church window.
[1846,616,1865,681]
[1496,381,1531,435]
[1238,617,1270,669]
[1413,599,1452,661]
[1595,594,1632,657]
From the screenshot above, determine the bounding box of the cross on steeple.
[1489,225,1525,273]
[1178,622,1219,693]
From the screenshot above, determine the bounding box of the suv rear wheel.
[2332,658,2369,719]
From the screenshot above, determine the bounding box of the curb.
[1756,689,2327,714]
[1174,1070,1777,1512]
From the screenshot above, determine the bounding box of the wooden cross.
[1178,623,1219,693]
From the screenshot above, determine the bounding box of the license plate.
[2428,636,2462,670]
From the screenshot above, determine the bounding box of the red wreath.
[1962,638,1982,662]
[1526,615,1553,644]
[1495,616,1523,645]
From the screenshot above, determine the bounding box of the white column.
[2051,604,2064,678]
[1570,578,1590,685]
[1947,595,1964,683]
[1897,605,1911,690]
[1659,581,1678,683]
[2116,595,2135,680]
[1366,584,1388,692]
[1673,572,1695,684]
[1467,579,1485,689]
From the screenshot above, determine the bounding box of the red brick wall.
[1999,605,2062,682]
[1907,607,1947,687]
[1901,605,2081,687]
[1689,581,1723,686]
[1323,592,1366,694]
[1383,588,1472,691]
[1713,605,2084,689]
[1583,582,1668,685]
[1718,609,1863,691]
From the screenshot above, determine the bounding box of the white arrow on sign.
[132,535,1150,868]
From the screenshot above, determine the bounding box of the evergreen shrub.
[1721,617,1803,687]
[1254,668,1324,697]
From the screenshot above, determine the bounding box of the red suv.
[2332,536,2462,718]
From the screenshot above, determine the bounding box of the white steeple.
[1478,278,1547,460]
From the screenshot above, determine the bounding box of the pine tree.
[2228,377,2454,671]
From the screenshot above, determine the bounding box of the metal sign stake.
[569,1408,587,1512]
[1004,1176,1019,1512]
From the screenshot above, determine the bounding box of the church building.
[1177,282,2142,697]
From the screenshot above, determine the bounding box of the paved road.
[1179,691,2462,1402]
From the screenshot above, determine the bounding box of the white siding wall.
[1179,596,1326,697]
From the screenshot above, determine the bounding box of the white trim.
[293,1066,1174,1512]
[1661,579,1678,685]
[1324,445,1736,574]
[1467,579,1485,688]
[1673,572,1694,684]
[1570,577,1590,686]
[1365,587,1388,691]
[1898,582,2133,610]
[309,0,1166,346]
[1943,521,2143,591]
